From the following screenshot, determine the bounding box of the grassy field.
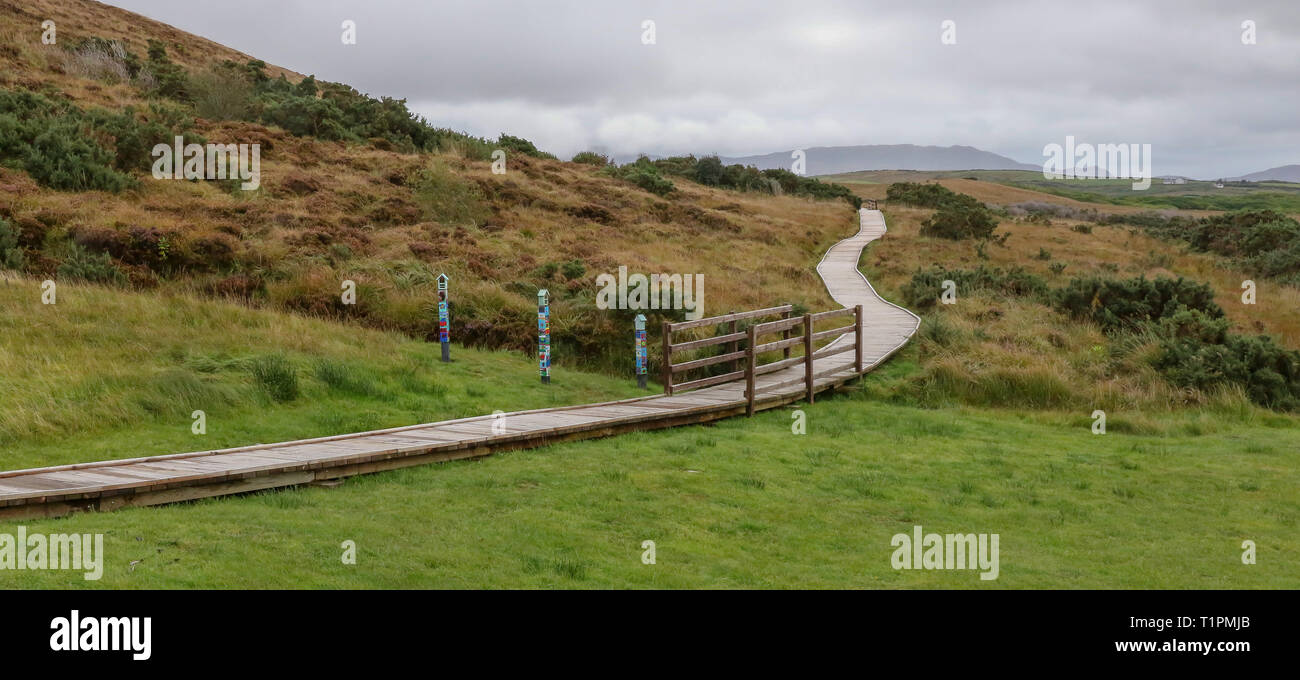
[6,356,1297,589]
[0,275,644,471]
[826,169,1300,214]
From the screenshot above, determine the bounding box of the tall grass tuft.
[250,354,299,402]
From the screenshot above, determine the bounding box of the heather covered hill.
[0,0,864,376]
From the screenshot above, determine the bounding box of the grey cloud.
[104,0,1299,178]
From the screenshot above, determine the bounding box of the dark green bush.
[1053,275,1222,332]
[570,151,609,166]
[57,243,126,284]
[885,182,964,208]
[902,265,1048,308]
[1156,332,1300,410]
[497,133,556,160]
[920,203,999,240]
[0,218,23,270]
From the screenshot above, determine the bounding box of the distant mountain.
[718,144,1040,175]
[1230,165,1300,183]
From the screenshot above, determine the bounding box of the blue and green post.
[538,288,551,384]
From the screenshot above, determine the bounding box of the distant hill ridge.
[1230,165,1300,183]
[718,144,1039,176]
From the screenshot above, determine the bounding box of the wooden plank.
[670,349,748,373]
[810,324,855,343]
[673,370,745,393]
[668,305,792,332]
[752,335,804,355]
[670,331,747,353]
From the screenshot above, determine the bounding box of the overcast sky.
[104,0,1299,178]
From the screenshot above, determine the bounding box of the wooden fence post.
[661,321,672,396]
[803,312,814,404]
[855,304,864,374]
[745,325,757,416]
[781,304,792,361]
[727,311,738,374]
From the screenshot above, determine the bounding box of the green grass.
[5,375,1297,589]
[0,277,644,471]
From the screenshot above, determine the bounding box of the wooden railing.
[661,304,794,396]
[661,303,865,415]
[742,305,862,415]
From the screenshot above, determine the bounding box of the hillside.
[0,0,860,379]
[723,144,1038,175]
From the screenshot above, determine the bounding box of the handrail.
[742,304,864,413]
[662,303,794,395]
[662,301,867,399]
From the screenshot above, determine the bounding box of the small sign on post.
[634,314,647,389]
[437,273,450,362]
[538,288,551,384]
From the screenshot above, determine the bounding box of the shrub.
[560,259,586,280]
[570,151,609,166]
[1155,332,1300,410]
[1053,275,1222,332]
[885,182,962,208]
[902,265,1048,308]
[0,218,22,270]
[57,243,126,285]
[609,160,675,196]
[250,354,299,402]
[497,133,556,160]
[919,203,999,240]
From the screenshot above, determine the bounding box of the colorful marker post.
[437,273,450,362]
[538,288,551,384]
[634,314,647,389]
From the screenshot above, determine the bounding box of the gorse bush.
[606,158,675,196]
[570,151,609,166]
[1156,331,1300,410]
[885,182,963,208]
[497,134,557,160]
[905,267,1300,410]
[1053,275,1222,332]
[1115,209,1300,286]
[135,49,541,158]
[920,203,999,240]
[603,155,861,207]
[887,182,1000,240]
[0,89,195,192]
[902,265,1049,309]
[57,243,126,285]
[0,218,22,270]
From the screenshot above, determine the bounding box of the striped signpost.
[437,273,450,362]
[538,288,551,384]
[635,314,647,389]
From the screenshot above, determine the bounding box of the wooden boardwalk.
[0,209,920,519]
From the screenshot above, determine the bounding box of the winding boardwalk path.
[0,209,920,519]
